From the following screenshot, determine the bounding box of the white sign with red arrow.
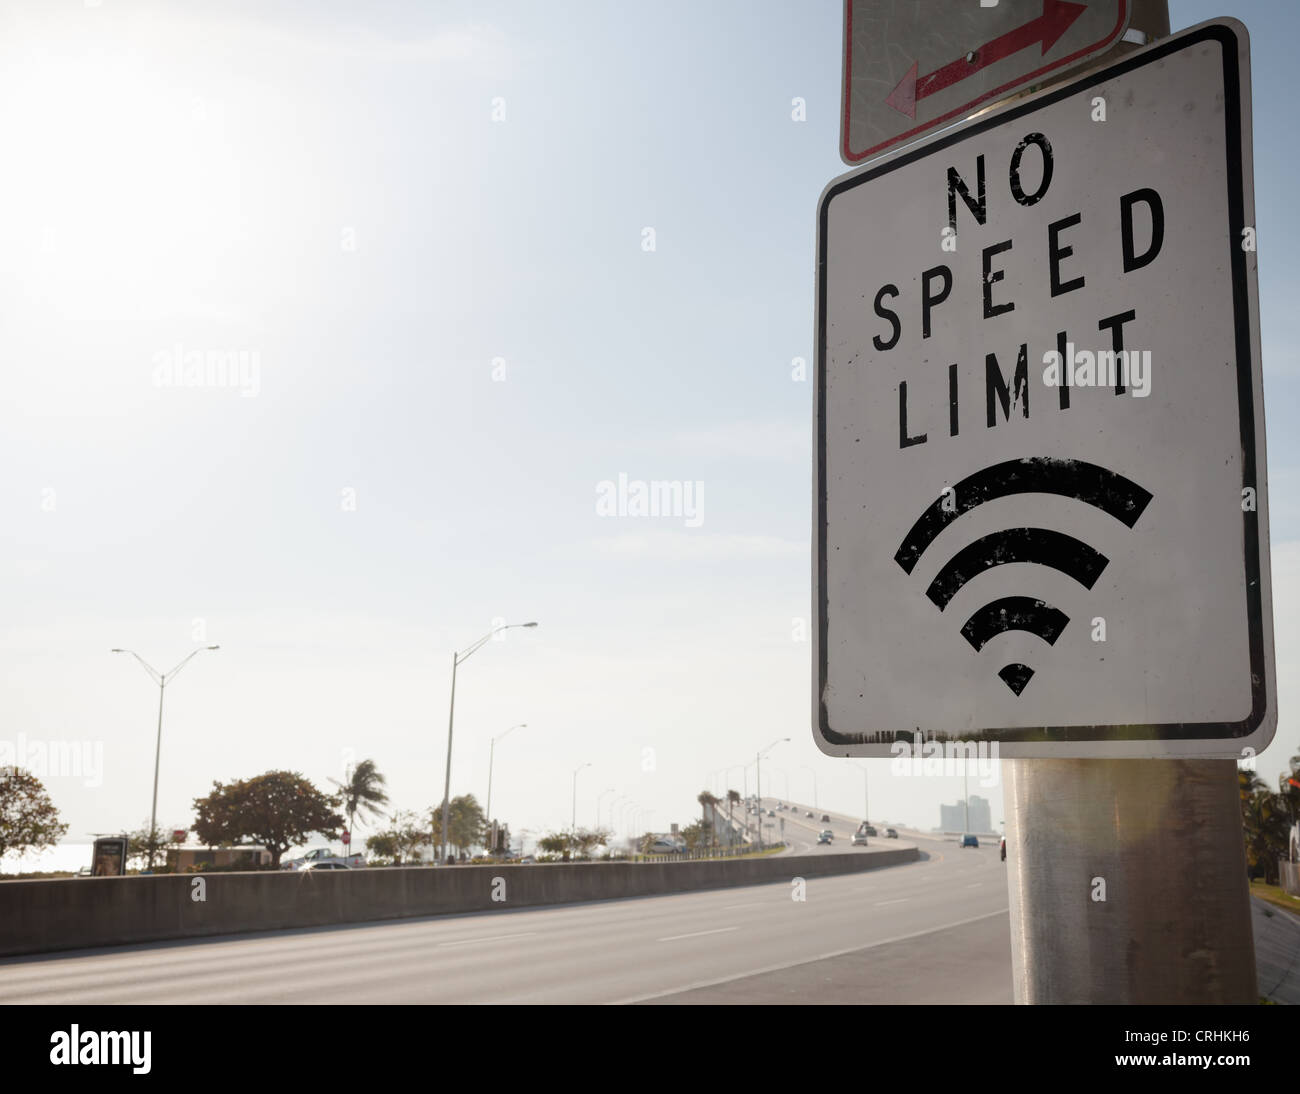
[842,0,1131,166]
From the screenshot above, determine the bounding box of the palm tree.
[331,759,390,856]
[1239,766,1287,884]
[727,789,740,846]
[697,790,722,851]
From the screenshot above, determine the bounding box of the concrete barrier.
[0,846,919,958]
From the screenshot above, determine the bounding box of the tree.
[368,809,429,865]
[571,827,609,858]
[395,810,431,863]
[330,759,389,853]
[1239,766,1288,884]
[1279,745,1300,845]
[365,830,400,864]
[0,768,68,866]
[698,790,721,850]
[536,827,610,860]
[727,789,740,845]
[681,820,708,852]
[432,794,486,857]
[192,771,344,867]
[125,822,186,870]
[537,833,568,857]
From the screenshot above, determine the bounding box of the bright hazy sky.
[1,0,1296,860]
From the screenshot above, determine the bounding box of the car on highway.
[281,848,364,871]
[885,827,899,839]
[820,813,830,823]
[301,861,351,871]
[960,834,979,848]
[851,831,869,846]
[863,824,878,837]
[805,810,814,818]
[817,830,834,845]
[766,809,775,817]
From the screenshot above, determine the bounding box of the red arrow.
[885,0,1087,119]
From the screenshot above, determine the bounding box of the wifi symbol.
[894,458,1152,696]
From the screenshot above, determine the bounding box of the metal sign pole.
[1005,757,1256,1003]
[1002,0,1257,1005]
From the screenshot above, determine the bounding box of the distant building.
[940,795,992,833]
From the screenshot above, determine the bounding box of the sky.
[0,0,1296,864]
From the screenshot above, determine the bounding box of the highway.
[0,802,1015,1004]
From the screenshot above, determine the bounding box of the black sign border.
[816,21,1268,747]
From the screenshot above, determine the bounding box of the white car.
[851,831,869,846]
[281,848,364,871]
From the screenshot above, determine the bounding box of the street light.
[755,737,789,849]
[111,645,220,869]
[632,807,655,855]
[855,763,871,822]
[609,795,629,846]
[440,621,538,863]
[571,762,591,832]
[485,723,527,826]
[624,800,642,843]
[596,787,616,831]
[802,765,820,810]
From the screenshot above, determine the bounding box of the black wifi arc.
[894,458,1152,696]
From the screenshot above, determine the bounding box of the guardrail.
[0,844,918,957]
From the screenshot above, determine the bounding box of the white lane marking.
[658,926,739,943]
[617,908,1010,1004]
[874,898,908,906]
[723,902,763,910]
[437,932,536,948]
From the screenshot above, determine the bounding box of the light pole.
[571,762,591,832]
[111,645,219,869]
[441,621,538,863]
[619,801,636,847]
[802,765,819,810]
[625,805,640,853]
[596,787,616,831]
[852,763,871,822]
[755,738,789,849]
[609,795,629,848]
[485,723,526,826]
[638,808,655,854]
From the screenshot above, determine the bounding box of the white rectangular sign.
[814,20,1275,758]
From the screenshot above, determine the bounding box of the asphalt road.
[0,823,1013,1004]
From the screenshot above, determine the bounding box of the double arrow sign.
[885,0,1087,118]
